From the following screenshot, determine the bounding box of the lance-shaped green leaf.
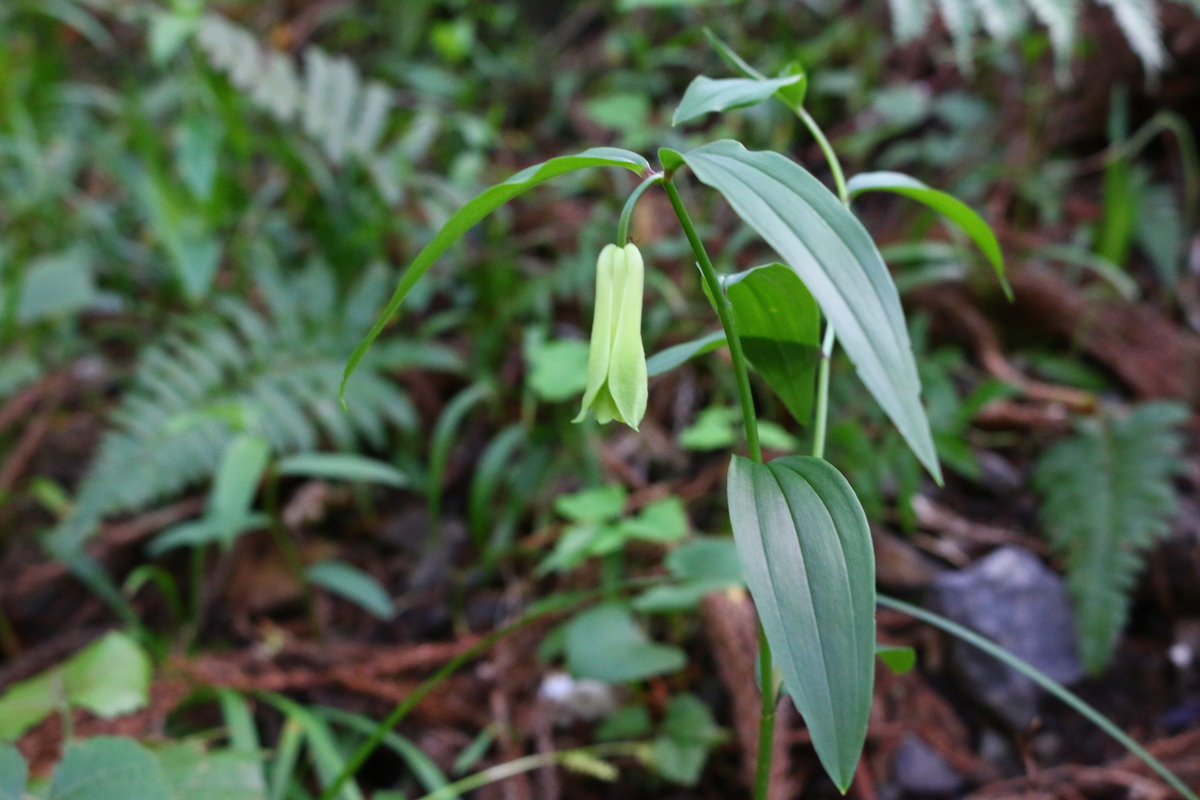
[847,171,1010,298]
[727,455,875,791]
[727,264,821,426]
[342,148,649,394]
[683,140,940,480]
[672,74,804,126]
[646,330,726,376]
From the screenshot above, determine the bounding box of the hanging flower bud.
[575,243,647,429]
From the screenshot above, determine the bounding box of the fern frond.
[45,261,449,559]
[195,14,393,167]
[1033,401,1187,673]
[888,0,1186,77]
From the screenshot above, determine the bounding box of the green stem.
[753,625,776,800]
[617,174,663,245]
[797,107,849,207]
[263,469,324,641]
[414,743,645,800]
[315,577,666,800]
[811,324,836,460]
[662,179,762,463]
[878,594,1199,800]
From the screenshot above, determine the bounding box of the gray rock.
[892,734,963,795]
[932,546,1083,729]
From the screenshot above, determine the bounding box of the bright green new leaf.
[555,485,627,523]
[633,536,744,611]
[565,604,686,683]
[307,559,396,620]
[49,737,174,800]
[683,140,941,481]
[876,644,917,674]
[576,244,648,428]
[277,453,409,487]
[0,744,25,800]
[727,263,821,426]
[727,455,875,791]
[616,496,689,542]
[342,148,649,394]
[672,74,805,126]
[847,171,1010,298]
[525,336,590,401]
[646,330,726,376]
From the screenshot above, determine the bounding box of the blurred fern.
[195,14,393,167]
[47,258,462,559]
[1033,401,1187,673]
[887,0,1189,78]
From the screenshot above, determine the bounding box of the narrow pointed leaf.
[727,455,875,791]
[847,171,1010,298]
[683,141,940,480]
[307,559,395,620]
[646,330,726,376]
[672,75,804,126]
[277,453,409,487]
[727,263,821,425]
[342,148,648,393]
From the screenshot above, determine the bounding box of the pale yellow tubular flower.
[575,243,647,429]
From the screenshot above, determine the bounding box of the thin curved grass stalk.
[877,594,1199,800]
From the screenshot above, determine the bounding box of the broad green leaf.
[672,75,804,126]
[727,263,821,425]
[727,455,875,791]
[616,497,688,542]
[60,632,152,719]
[646,330,726,376]
[682,140,940,480]
[342,148,649,394]
[0,671,59,742]
[667,537,742,583]
[277,453,409,487]
[876,644,916,674]
[651,694,725,786]
[679,407,739,450]
[847,171,1010,298]
[157,741,266,800]
[210,434,270,540]
[565,604,686,683]
[0,744,25,800]
[555,485,627,523]
[16,248,95,325]
[525,337,590,402]
[49,737,174,800]
[306,560,395,620]
[596,706,652,741]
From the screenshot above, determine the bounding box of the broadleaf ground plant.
[341,34,1013,796]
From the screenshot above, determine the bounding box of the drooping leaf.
[343,148,649,393]
[0,745,23,800]
[672,74,804,126]
[1033,401,1187,673]
[646,330,726,376]
[847,171,1010,298]
[727,455,875,791]
[683,141,940,480]
[565,604,686,683]
[49,737,174,800]
[727,263,822,425]
[277,453,409,487]
[306,560,395,620]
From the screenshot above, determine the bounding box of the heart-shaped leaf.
[727,455,875,791]
[565,604,686,683]
[682,140,940,480]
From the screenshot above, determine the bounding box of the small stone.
[538,672,617,726]
[892,734,963,795]
[932,546,1083,729]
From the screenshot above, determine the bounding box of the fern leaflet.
[1033,401,1186,673]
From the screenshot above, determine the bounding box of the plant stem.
[662,179,761,463]
[811,324,836,460]
[753,625,776,800]
[796,106,849,206]
[617,174,663,245]
[263,469,325,641]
